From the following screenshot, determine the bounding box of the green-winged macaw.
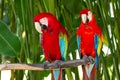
[33,12,68,80]
[77,9,103,80]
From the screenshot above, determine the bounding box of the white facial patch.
[88,11,92,22]
[40,17,48,27]
[81,14,87,24]
[34,22,42,33]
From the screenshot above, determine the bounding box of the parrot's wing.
[94,35,102,56]
[94,34,102,67]
[59,32,68,61]
[77,36,81,49]
[77,36,81,58]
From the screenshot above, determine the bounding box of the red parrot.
[33,12,68,80]
[77,9,103,80]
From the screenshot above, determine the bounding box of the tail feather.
[82,64,97,80]
[85,63,95,78]
[52,69,62,80]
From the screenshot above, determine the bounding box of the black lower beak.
[85,17,89,24]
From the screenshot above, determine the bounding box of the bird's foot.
[43,61,50,69]
[54,60,63,68]
[88,56,95,64]
[82,55,89,64]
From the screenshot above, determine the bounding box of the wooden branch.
[0,59,89,70]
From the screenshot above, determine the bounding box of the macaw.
[77,9,103,80]
[33,12,68,80]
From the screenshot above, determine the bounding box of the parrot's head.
[80,9,95,24]
[33,12,59,34]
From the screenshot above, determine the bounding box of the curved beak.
[81,14,89,24]
[34,22,42,33]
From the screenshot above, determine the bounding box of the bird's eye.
[40,23,48,30]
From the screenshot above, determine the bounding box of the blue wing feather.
[77,36,81,49]
[94,35,99,67]
[59,32,68,61]
[77,36,81,58]
[94,35,99,50]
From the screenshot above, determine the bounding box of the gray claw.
[43,61,50,69]
[54,60,63,68]
[88,56,95,64]
[82,55,89,63]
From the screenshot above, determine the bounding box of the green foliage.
[0,21,21,57]
[0,0,120,80]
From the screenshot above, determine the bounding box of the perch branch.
[0,59,89,70]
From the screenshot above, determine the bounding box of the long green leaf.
[0,20,21,57]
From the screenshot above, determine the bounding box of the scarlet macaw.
[77,9,103,80]
[33,13,68,80]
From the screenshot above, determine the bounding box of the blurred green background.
[0,0,120,80]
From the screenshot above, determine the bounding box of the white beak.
[34,17,48,34]
[34,22,42,33]
[81,14,87,24]
[88,11,92,22]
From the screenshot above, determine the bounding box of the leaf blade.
[0,21,21,57]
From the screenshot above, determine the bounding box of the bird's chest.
[41,33,58,50]
[41,32,60,59]
[41,32,61,61]
[82,26,95,41]
[81,26,95,50]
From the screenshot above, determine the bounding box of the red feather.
[80,9,90,16]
